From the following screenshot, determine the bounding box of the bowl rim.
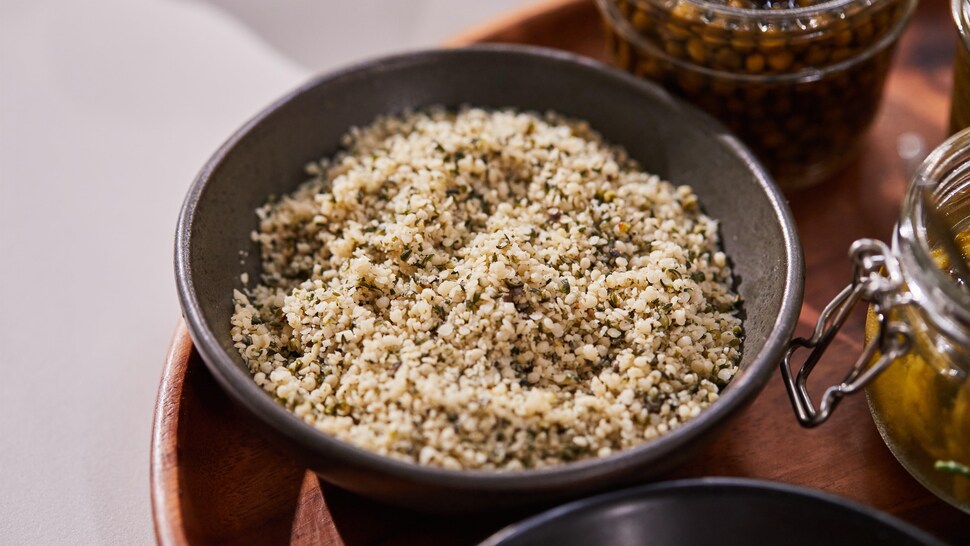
[175,43,804,490]
[478,477,946,545]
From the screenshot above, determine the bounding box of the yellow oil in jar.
[952,0,970,134]
[950,37,970,134]
[865,232,970,511]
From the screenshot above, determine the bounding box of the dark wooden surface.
[152,0,970,543]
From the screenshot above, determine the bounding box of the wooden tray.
[151,1,970,544]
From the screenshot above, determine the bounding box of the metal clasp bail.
[781,239,912,428]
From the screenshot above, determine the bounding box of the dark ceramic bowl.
[175,45,803,512]
[480,478,944,545]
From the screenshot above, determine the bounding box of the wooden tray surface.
[152,1,970,543]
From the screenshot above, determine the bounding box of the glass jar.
[951,0,970,133]
[781,128,970,513]
[598,0,917,189]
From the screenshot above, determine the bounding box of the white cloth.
[0,0,526,542]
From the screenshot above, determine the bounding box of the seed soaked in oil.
[866,230,970,511]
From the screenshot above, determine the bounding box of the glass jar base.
[867,391,970,514]
[774,141,863,190]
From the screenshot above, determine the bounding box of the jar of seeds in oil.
[781,128,970,513]
[598,0,918,189]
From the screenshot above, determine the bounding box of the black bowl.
[175,45,803,512]
[480,478,944,545]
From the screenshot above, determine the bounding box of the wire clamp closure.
[781,239,912,427]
